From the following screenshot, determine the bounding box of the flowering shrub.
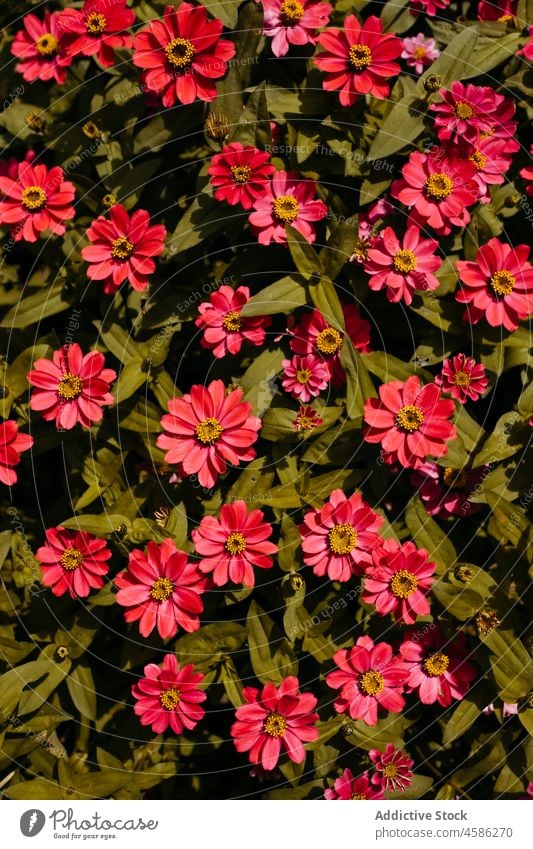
[0,0,531,802]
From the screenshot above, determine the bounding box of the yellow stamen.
[272,194,300,223]
[222,311,242,331]
[349,44,372,70]
[359,670,385,696]
[351,792,367,799]
[195,417,223,444]
[35,33,59,56]
[413,46,427,60]
[230,165,251,184]
[160,687,181,710]
[442,468,468,490]
[296,368,311,385]
[390,569,418,599]
[263,711,287,737]
[279,0,305,25]
[469,150,487,171]
[393,249,417,274]
[490,270,515,297]
[111,236,134,261]
[60,547,84,571]
[454,101,475,120]
[383,763,399,778]
[225,532,247,555]
[425,173,453,200]
[85,12,107,35]
[165,37,195,69]
[21,186,47,212]
[452,370,471,388]
[315,327,342,355]
[150,576,174,602]
[328,523,357,555]
[57,373,83,400]
[423,651,449,677]
[395,404,424,432]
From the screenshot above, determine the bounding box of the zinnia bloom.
[36,527,111,599]
[478,0,517,20]
[401,33,440,75]
[430,81,517,146]
[27,344,116,430]
[0,150,36,180]
[519,145,533,197]
[451,136,513,202]
[132,3,236,107]
[290,305,371,386]
[314,15,402,106]
[57,0,134,68]
[81,204,167,295]
[292,405,324,431]
[192,500,277,587]
[132,654,206,735]
[0,160,76,243]
[281,354,330,402]
[195,285,271,358]
[261,0,332,58]
[362,539,436,625]
[11,11,72,84]
[369,744,414,793]
[363,375,456,470]
[517,25,533,61]
[248,170,327,245]
[326,636,409,726]
[410,0,450,16]
[435,354,488,403]
[231,676,319,770]
[208,142,275,209]
[364,225,442,305]
[400,627,476,707]
[157,380,262,489]
[0,421,34,486]
[325,768,384,800]
[115,539,206,639]
[410,461,488,518]
[455,238,533,332]
[299,489,384,581]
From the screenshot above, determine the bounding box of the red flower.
[400,627,476,707]
[192,500,277,587]
[82,204,167,295]
[362,539,436,625]
[132,2,236,107]
[0,160,76,243]
[36,527,111,599]
[409,0,450,16]
[27,344,116,431]
[281,354,330,402]
[326,636,409,726]
[363,375,456,470]
[0,421,34,486]
[299,488,384,581]
[11,11,72,84]
[478,0,516,20]
[314,15,402,106]
[518,25,533,61]
[290,305,371,386]
[364,225,442,305]
[57,0,134,68]
[132,654,206,735]
[410,461,488,518]
[450,136,512,202]
[248,170,327,245]
[115,539,206,639]
[0,150,36,180]
[430,81,518,147]
[456,238,533,332]
[435,354,488,403]
[292,405,324,432]
[157,380,262,489]
[231,676,319,771]
[208,143,275,209]
[325,768,384,800]
[369,744,414,793]
[195,285,271,358]
[519,145,533,197]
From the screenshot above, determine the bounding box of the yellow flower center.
[442,467,468,489]
[425,173,454,200]
[469,150,487,171]
[383,763,399,778]
[279,0,305,25]
[423,651,449,677]
[359,670,385,696]
[454,101,475,120]
[328,523,357,555]
[490,270,515,297]
[230,165,252,184]
[82,121,101,140]
[111,236,134,261]
[195,417,223,444]
[35,33,59,56]
[57,373,83,400]
[315,327,342,355]
[165,37,195,69]
[390,569,418,599]
[498,13,513,21]
[86,12,107,34]
[272,194,300,223]
[296,415,315,430]
[225,531,247,555]
[150,576,174,602]
[21,186,47,212]
[393,249,417,274]
[395,404,424,432]
[351,236,372,261]
[349,44,372,70]
[452,370,471,388]
[296,368,311,385]
[60,547,84,571]
[160,687,181,710]
[351,792,367,800]
[413,46,427,60]
[263,711,287,737]
[222,311,242,331]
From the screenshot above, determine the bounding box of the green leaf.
[418,27,479,90]
[483,629,533,702]
[366,94,428,162]
[364,351,433,384]
[1,282,75,329]
[286,224,323,279]
[472,412,525,467]
[405,497,457,573]
[247,600,297,684]
[67,663,97,720]
[61,513,130,536]
[341,343,376,419]
[241,275,307,317]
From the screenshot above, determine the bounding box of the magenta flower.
[261,0,332,58]
[362,539,436,625]
[401,33,440,75]
[292,405,324,432]
[248,170,327,245]
[430,81,518,147]
[400,627,476,707]
[410,0,450,16]
[410,461,489,518]
[290,305,371,386]
[57,0,135,68]
[325,768,384,800]
[364,225,442,305]
[132,654,206,735]
[0,420,33,486]
[208,143,275,209]
[369,744,414,793]
[435,354,488,403]
[36,527,111,599]
[281,353,330,402]
[195,285,271,358]
[11,11,72,84]
[0,160,76,243]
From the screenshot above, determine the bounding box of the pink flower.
[281,354,330,402]
[208,143,275,209]
[369,744,414,793]
[231,676,319,770]
[115,539,206,639]
[520,145,533,197]
[325,768,384,800]
[192,500,277,587]
[132,654,206,735]
[401,33,440,75]
[410,461,488,518]
[292,405,324,431]
[400,627,476,707]
[314,15,402,106]
[362,539,436,625]
[290,305,371,386]
[390,149,478,236]
[430,82,518,148]
[363,375,456,470]
[36,527,111,599]
[57,0,134,68]
[364,225,442,306]
[435,354,488,403]
[157,380,262,489]
[451,136,512,201]
[27,344,116,431]
[518,25,533,61]
[299,489,384,581]
[11,11,72,84]
[410,0,450,16]
[82,204,167,295]
[261,0,332,58]
[195,285,271,358]
[326,636,409,726]
[0,160,76,243]
[478,0,516,20]
[0,420,33,486]
[132,2,235,107]
[455,238,533,332]
[248,170,327,245]
[0,150,36,180]
[482,701,518,718]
